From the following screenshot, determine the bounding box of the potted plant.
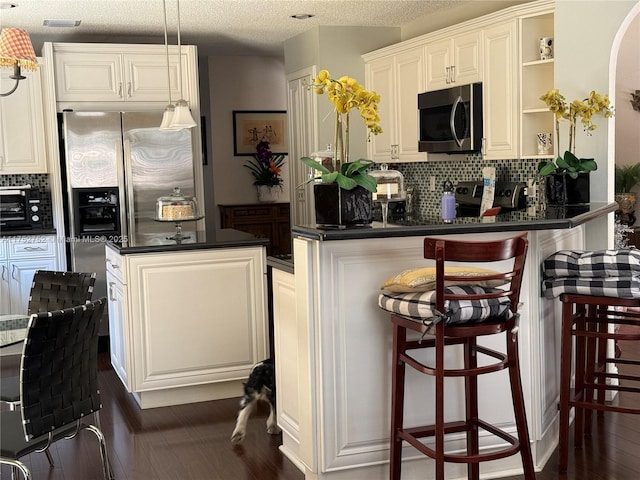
[537,89,614,205]
[299,69,382,228]
[614,163,640,225]
[244,140,286,203]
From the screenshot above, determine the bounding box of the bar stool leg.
[507,325,535,479]
[464,337,480,480]
[595,305,608,414]
[583,304,598,437]
[574,303,587,448]
[389,320,406,480]
[559,298,574,473]
[435,323,446,480]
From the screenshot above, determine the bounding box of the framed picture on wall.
[232,110,288,156]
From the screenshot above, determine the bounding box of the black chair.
[0,270,97,409]
[0,298,114,480]
[378,234,535,480]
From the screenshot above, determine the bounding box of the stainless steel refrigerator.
[61,111,198,333]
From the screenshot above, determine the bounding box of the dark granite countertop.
[267,254,294,274]
[292,202,617,241]
[106,228,269,255]
[0,228,57,238]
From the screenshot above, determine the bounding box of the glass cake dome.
[156,187,201,221]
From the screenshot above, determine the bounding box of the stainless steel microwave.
[418,82,483,154]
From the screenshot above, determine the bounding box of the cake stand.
[154,215,204,242]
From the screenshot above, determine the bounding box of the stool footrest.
[569,399,640,415]
[400,347,508,378]
[399,418,521,464]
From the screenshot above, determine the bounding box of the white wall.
[556,0,639,249]
[615,11,640,168]
[207,56,289,226]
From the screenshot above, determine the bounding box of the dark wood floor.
[1,335,639,480]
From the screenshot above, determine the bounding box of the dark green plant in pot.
[537,151,597,179]
[299,156,377,192]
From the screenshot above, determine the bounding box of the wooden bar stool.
[558,293,640,473]
[378,234,535,480]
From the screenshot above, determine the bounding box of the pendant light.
[159,0,178,130]
[168,0,196,130]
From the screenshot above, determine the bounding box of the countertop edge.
[106,229,269,255]
[1,228,57,237]
[291,202,618,241]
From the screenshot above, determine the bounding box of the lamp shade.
[159,104,180,131]
[0,28,37,71]
[170,99,197,129]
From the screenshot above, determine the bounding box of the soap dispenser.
[441,180,456,223]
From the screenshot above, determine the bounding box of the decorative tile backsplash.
[0,174,54,228]
[387,155,540,218]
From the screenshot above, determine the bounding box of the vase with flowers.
[299,69,382,228]
[244,140,286,203]
[537,89,614,205]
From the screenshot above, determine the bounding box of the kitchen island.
[273,202,616,480]
[105,228,269,409]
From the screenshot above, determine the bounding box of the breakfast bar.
[272,202,617,480]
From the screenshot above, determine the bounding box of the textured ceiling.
[0,0,476,56]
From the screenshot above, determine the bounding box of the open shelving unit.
[519,11,555,159]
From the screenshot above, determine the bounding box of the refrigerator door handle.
[122,138,136,242]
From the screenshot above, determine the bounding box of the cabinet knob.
[1,265,7,281]
[118,82,123,98]
[450,65,456,83]
[108,281,116,301]
[23,246,45,252]
[445,66,451,84]
[127,82,132,98]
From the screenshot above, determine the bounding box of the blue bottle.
[441,180,456,223]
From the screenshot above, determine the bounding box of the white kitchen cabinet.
[0,60,48,174]
[425,31,482,91]
[106,246,131,390]
[365,46,425,163]
[483,20,518,160]
[0,235,59,314]
[105,244,268,409]
[519,11,555,159]
[271,267,303,465]
[52,44,192,104]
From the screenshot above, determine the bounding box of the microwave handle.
[450,95,465,148]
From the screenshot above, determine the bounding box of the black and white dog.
[231,358,281,445]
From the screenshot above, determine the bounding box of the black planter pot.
[545,173,590,205]
[313,183,372,229]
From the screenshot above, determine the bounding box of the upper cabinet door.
[54,52,124,101]
[366,56,395,162]
[426,31,481,91]
[123,53,185,102]
[0,63,47,174]
[425,39,451,91]
[483,21,518,160]
[452,31,483,86]
[366,45,425,163]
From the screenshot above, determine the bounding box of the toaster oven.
[0,186,43,230]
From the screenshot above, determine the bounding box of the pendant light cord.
[176,0,184,99]
[162,0,172,105]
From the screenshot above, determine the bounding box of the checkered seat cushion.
[543,249,640,278]
[541,249,640,299]
[378,285,513,327]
